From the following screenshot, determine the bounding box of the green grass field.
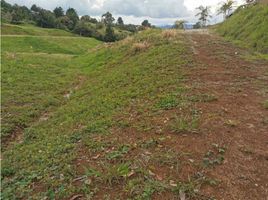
[1,26,203,199]
[1,23,76,36]
[1,26,101,140]
[216,4,268,53]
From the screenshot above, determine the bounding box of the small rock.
[69,194,83,200]
[84,178,92,185]
[127,170,135,177]
[149,170,155,176]
[169,180,177,187]
[92,154,100,159]
[189,159,194,163]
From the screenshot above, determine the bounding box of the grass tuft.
[162,30,177,39]
[132,41,150,53]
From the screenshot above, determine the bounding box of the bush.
[162,30,177,39]
[132,42,150,53]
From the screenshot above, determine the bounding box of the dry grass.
[132,41,150,53]
[120,36,134,46]
[162,30,177,39]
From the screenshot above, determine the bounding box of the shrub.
[132,42,150,53]
[162,30,177,39]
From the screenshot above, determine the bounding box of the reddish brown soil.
[73,32,268,200]
[183,32,268,199]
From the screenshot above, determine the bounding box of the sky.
[6,0,245,25]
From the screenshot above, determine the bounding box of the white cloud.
[6,0,246,25]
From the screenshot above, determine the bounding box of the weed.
[203,144,226,167]
[151,149,181,171]
[83,138,109,153]
[189,94,218,103]
[103,163,131,185]
[170,115,199,134]
[140,139,159,149]
[106,145,130,160]
[125,177,167,199]
[156,95,179,110]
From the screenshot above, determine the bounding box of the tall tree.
[81,15,98,23]
[104,24,116,42]
[11,4,31,24]
[56,16,73,30]
[117,17,124,26]
[30,4,41,12]
[195,6,211,27]
[53,7,64,18]
[102,12,115,25]
[1,0,13,12]
[36,10,56,28]
[141,19,151,27]
[66,8,79,29]
[218,0,235,19]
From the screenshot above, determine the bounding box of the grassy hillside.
[1,23,134,41]
[216,4,268,53]
[1,26,101,140]
[1,23,76,36]
[2,36,100,54]
[1,29,209,199]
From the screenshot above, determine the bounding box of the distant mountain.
[157,24,174,29]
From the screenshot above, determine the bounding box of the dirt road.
[183,30,268,199]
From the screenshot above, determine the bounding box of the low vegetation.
[1,26,101,140]
[216,4,268,53]
[1,24,220,199]
[2,1,267,199]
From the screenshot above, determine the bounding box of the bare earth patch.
[182,31,268,199]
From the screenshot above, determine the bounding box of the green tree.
[117,17,124,26]
[1,0,13,12]
[193,21,201,29]
[53,7,64,18]
[104,24,116,42]
[66,8,79,29]
[123,24,137,33]
[55,15,74,30]
[73,21,95,37]
[218,0,235,19]
[30,4,41,12]
[36,10,56,28]
[10,4,31,24]
[141,19,151,27]
[195,6,211,27]
[81,15,98,23]
[102,12,115,25]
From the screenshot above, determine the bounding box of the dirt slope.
[183,30,268,199]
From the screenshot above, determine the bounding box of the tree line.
[1,0,152,42]
[195,0,260,28]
